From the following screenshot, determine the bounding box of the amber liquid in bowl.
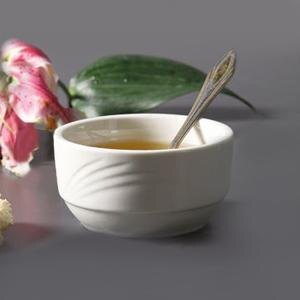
[91,140,193,150]
[91,140,169,150]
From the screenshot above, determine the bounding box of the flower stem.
[58,80,72,108]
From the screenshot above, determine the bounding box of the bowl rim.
[54,113,233,155]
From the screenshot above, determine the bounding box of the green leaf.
[69,55,255,117]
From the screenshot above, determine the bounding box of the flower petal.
[0,109,38,176]
[1,39,72,130]
[9,75,72,128]
[2,39,58,92]
[2,39,51,68]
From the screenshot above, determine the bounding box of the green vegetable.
[68,55,254,117]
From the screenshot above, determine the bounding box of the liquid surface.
[91,140,170,150]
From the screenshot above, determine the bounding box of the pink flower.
[0,39,74,175]
[0,73,38,175]
[0,102,38,176]
[2,39,72,130]
[2,39,57,95]
[0,70,38,176]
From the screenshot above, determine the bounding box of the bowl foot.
[66,202,219,238]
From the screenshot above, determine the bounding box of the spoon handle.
[169,50,236,149]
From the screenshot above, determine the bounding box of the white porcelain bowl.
[54,114,233,238]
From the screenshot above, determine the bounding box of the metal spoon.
[169,50,236,149]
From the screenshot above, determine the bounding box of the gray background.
[0,0,300,299]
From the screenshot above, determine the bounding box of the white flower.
[0,197,13,243]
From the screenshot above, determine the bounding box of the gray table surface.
[0,0,300,299]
